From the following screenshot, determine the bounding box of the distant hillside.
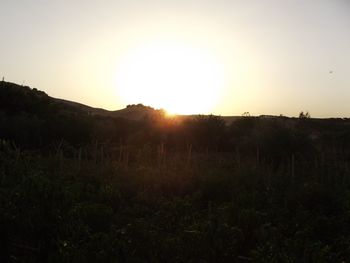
[1,80,349,124]
[53,99,165,121]
[0,81,164,121]
[0,81,241,123]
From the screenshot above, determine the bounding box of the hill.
[55,99,165,121]
[0,80,166,121]
[0,80,303,124]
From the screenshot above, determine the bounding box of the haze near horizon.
[1,0,349,117]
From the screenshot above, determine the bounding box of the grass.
[1,141,350,262]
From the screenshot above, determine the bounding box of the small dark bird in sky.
[329,70,333,74]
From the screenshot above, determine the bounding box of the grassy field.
[1,82,350,262]
[1,139,350,262]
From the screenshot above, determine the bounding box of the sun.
[114,40,225,115]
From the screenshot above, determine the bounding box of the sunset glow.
[1,0,350,117]
[114,41,225,114]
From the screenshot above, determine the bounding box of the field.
[1,82,350,262]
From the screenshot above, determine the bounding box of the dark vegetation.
[1,81,350,262]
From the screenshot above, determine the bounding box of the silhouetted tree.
[299,111,310,119]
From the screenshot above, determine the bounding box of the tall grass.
[1,140,350,262]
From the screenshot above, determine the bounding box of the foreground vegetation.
[1,141,350,262]
[1,81,350,262]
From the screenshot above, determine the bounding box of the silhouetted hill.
[0,81,165,121]
[55,98,165,121]
[113,104,165,120]
[2,81,350,123]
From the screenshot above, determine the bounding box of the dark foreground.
[1,141,350,262]
[1,81,350,262]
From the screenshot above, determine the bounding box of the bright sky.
[1,0,349,117]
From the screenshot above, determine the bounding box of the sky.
[0,0,349,117]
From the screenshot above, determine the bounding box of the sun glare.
[114,41,225,115]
